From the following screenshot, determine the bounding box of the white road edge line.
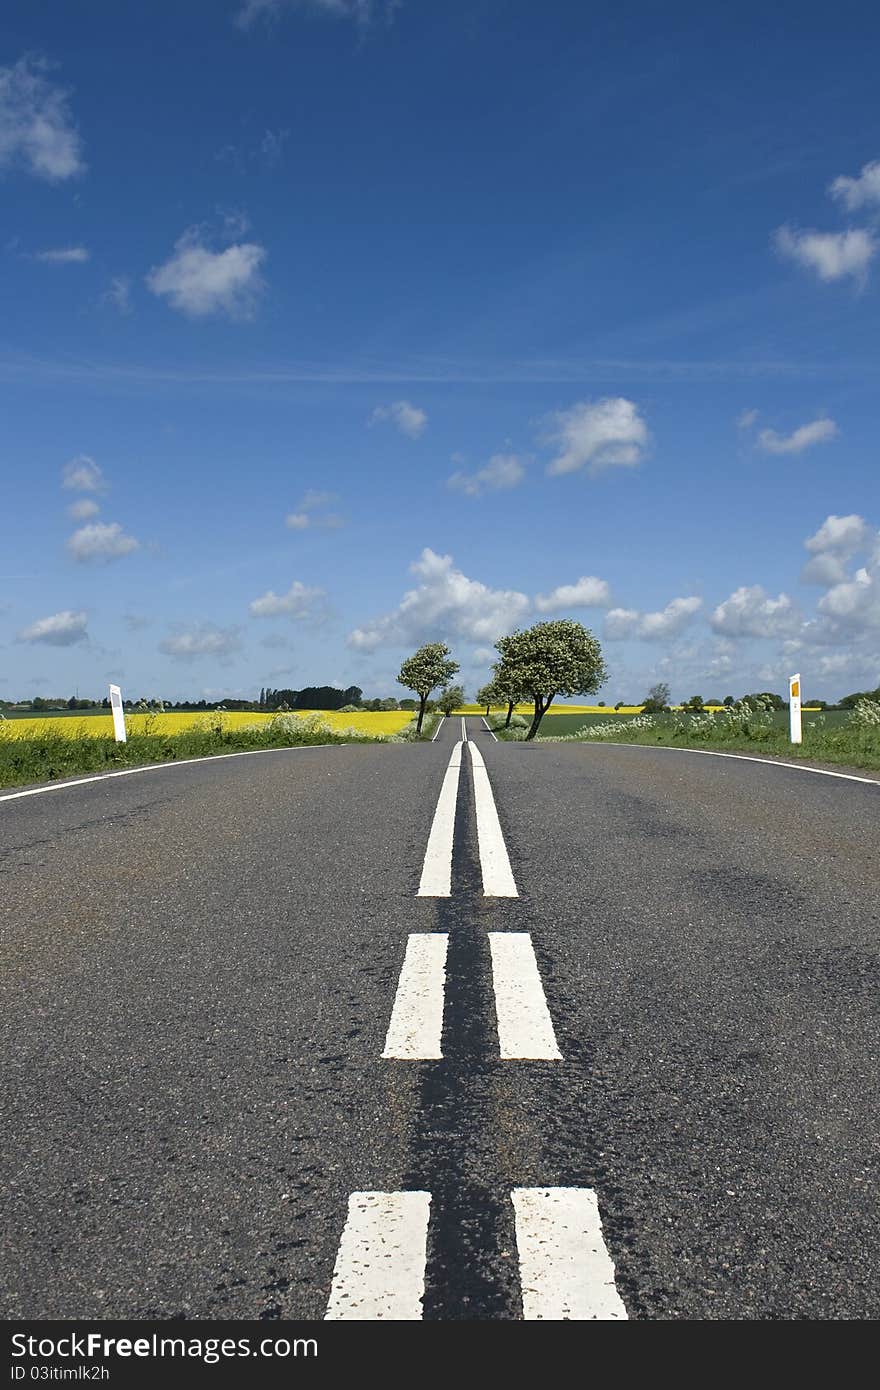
[0,743,340,806]
[488,933,561,1060]
[325,1191,431,1320]
[460,715,468,742]
[512,1187,627,1320]
[467,740,518,897]
[430,714,443,742]
[481,715,499,742]
[417,742,463,896]
[382,934,448,1059]
[572,740,880,788]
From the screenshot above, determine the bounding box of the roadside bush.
[488,713,528,730]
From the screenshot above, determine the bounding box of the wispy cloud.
[62,455,105,492]
[757,416,837,454]
[370,399,427,438]
[0,56,85,181]
[447,453,525,497]
[249,580,326,617]
[35,245,89,264]
[68,498,100,520]
[159,625,242,661]
[828,159,880,212]
[100,276,132,314]
[235,0,401,30]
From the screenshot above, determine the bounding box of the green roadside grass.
[496,711,880,773]
[0,713,441,792]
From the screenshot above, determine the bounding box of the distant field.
[457,704,647,716]
[0,710,413,740]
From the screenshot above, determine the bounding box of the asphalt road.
[1,717,878,1320]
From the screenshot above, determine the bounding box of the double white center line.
[326,1187,626,1320]
[327,721,627,1320]
[387,738,560,1060]
[418,740,517,899]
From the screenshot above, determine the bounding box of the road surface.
[2,716,878,1319]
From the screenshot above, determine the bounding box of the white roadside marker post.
[109,684,127,743]
[789,673,802,745]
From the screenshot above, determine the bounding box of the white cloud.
[804,513,873,557]
[285,513,311,531]
[757,416,838,454]
[348,548,529,651]
[61,455,104,492]
[68,498,100,520]
[800,552,848,587]
[801,514,876,587]
[817,553,880,632]
[711,585,801,638]
[0,56,85,181]
[534,576,612,613]
[18,609,88,646]
[544,397,649,477]
[828,160,880,212]
[639,596,703,639]
[146,229,267,318]
[737,408,759,430]
[249,580,325,618]
[604,607,640,640]
[35,245,89,264]
[448,453,526,497]
[605,596,701,640]
[67,521,140,563]
[370,399,427,439]
[159,625,242,661]
[775,225,877,283]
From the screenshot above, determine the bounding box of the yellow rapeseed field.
[0,710,414,739]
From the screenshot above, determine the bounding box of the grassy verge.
[495,709,880,773]
[0,712,439,792]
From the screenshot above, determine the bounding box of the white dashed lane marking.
[512,1187,628,1320]
[382,933,448,1060]
[326,1189,625,1320]
[467,740,518,897]
[488,932,561,1060]
[417,741,463,897]
[325,1191,431,1320]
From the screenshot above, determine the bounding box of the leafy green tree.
[642,682,671,713]
[476,683,494,717]
[495,619,607,740]
[485,666,528,727]
[398,642,460,733]
[438,684,465,716]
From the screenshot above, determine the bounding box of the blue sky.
[2,0,879,704]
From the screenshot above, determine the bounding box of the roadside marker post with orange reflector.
[109,684,127,743]
[789,673,802,745]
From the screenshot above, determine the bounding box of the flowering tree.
[438,684,465,716]
[398,642,460,733]
[494,619,607,740]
